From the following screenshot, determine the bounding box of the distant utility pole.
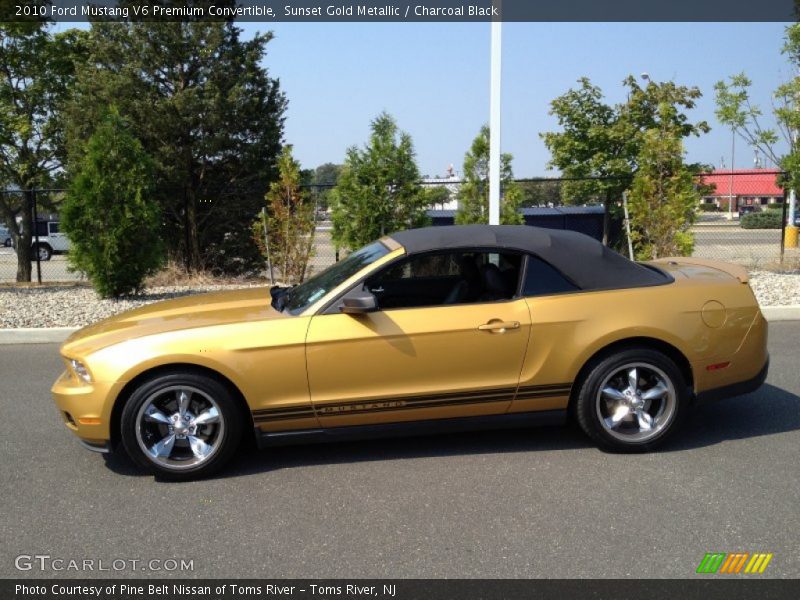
[728,129,735,220]
[488,9,501,226]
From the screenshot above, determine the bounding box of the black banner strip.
[2,579,799,600]
[5,0,798,23]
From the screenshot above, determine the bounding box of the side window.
[523,255,579,297]
[34,221,48,237]
[49,222,59,234]
[366,250,522,310]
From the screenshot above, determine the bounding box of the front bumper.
[694,355,769,404]
[79,438,111,453]
[51,369,121,446]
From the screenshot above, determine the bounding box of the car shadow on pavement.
[100,383,800,481]
[666,383,800,452]
[229,423,594,478]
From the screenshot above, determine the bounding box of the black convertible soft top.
[387,225,670,291]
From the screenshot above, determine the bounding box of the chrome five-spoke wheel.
[595,363,676,443]
[575,348,687,452]
[121,373,242,479]
[135,386,225,470]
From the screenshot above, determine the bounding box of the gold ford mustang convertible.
[52,225,768,479]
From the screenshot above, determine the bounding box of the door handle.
[371,286,384,293]
[478,320,520,333]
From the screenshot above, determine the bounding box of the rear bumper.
[694,355,769,403]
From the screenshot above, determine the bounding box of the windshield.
[284,241,390,314]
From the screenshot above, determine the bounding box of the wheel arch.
[109,363,255,449]
[568,336,694,414]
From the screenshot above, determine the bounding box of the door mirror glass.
[340,290,378,314]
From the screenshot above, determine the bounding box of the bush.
[740,211,783,229]
[699,203,718,212]
[62,110,164,298]
[765,203,785,211]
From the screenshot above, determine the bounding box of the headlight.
[69,359,92,384]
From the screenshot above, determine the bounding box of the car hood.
[61,287,286,356]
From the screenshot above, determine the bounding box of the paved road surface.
[1,324,798,578]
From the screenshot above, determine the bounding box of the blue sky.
[241,22,793,177]
[57,21,795,177]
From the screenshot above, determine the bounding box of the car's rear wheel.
[33,244,52,261]
[120,372,243,480]
[574,348,688,452]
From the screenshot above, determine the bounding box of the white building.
[422,164,461,211]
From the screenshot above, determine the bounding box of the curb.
[0,327,78,344]
[761,305,800,321]
[1,306,800,344]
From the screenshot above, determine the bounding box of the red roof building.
[699,169,784,208]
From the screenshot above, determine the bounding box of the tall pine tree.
[66,11,286,274]
[455,125,523,225]
[331,113,428,250]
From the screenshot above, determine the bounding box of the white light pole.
[488,12,502,226]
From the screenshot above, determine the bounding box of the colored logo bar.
[696,552,773,574]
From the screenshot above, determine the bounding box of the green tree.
[61,110,164,298]
[66,10,286,274]
[0,22,86,281]
[455,125,523,225]
[421,185,451,209]
[541,78,630,243]
[518,179,562,207]
[542,77,708,245]
[254,145,315,284]
[715,23,800,194]
[627,118,700,260]
[308,162,342,212]
[331,113,428,250]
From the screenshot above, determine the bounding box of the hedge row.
[740,211,783,229]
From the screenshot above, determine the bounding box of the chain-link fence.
[690,171,793,269]
[1,172,795,284]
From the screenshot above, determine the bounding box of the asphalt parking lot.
[1,324,799,579]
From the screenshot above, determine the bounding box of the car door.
[304,250,532,428]
[48,222,69,252]
[509,254,582,415]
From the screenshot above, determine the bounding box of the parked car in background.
[12,220,69,260]
[0,225,11,247]
[738,205,757,216]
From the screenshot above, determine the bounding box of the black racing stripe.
[254,413,315,423]
[515,387,571,396]
[253,406,315,416]
[252,383,574,421]
[515,384,572,398]
[315,386,518,410]
[517,383,572,393]
[316,393,515,417]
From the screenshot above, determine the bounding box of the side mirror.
[340,290,378,314]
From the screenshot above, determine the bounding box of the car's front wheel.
[574,348,688,452]
[120,372,243,480]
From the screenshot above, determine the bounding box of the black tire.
[120,371,243,480]
[3,238,10,248]
[574,348,688,453]
[33,244,52,261]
